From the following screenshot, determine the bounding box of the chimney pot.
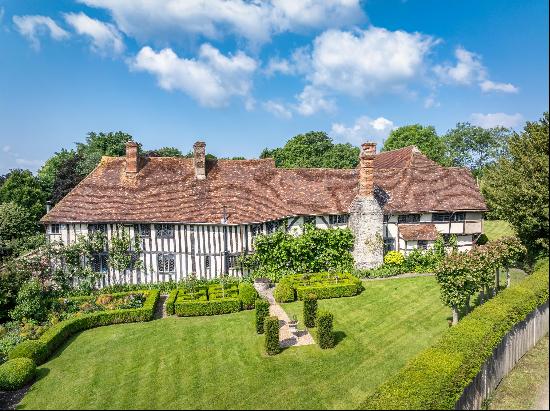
[193,141,206,180]
[126,141,140,174]
[359,142,376,196]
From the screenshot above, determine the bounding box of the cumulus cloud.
[331,115,396,144]
[262,100,292,119]
[130,44,257,107]
[13,15,69,49]
[470,112,523,128]
[434,47,518,94]
[479,80,519,93]
[78,0,365,45]
[294,86,335,116]
[64,12,124,55]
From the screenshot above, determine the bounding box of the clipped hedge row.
[274,272,362,302]
[165,289,179,316]
[9,290,159,366]
[0,358,36,391]
[360,260,550,410]
[296,282,361,300]
[255,298,270,334]
[174,298,242,317]
[238,282,258,309]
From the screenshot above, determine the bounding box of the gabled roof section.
[41,145,487,224]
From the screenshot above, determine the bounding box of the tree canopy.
[0,169,46,223]
[443,123,512,178]
[76,131,135,176]
[481,112,549,257]
[382,124,448,165]
[260,131,359,168]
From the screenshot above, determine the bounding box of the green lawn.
[488,335,549,410]
[19,277,448,410]
[485,220,515,241]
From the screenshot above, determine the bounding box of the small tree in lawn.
[498,237,527,287]
[435,253,477,325]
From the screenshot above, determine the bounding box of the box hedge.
[238,282,258,309]
[303,293,318,328]
[360,260,549,410]
[296,282,360,300]
[264,316,280,355]
[165,289,179,316]
[175,298,241,317]
[273,282,295,303]
[8,290,159,366]
[274,272,362,302]
[316,311,335,349]
[0,358,36,391]
[255,298,270,334]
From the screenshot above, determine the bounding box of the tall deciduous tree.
[261,131,360,169]
[482,112,549,257]
[76,131,135,176]
[37,149,76,199]
[382,125,448,165]
[443,122,512,178]
[145,147,184,157]
[0,169,46,222]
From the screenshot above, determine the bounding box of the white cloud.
[331,115,396,144]
[2,145,11,153]
[78,0,365,46]
[64,12,124,55]
[424,94,440,108]
[434,47,518,93]
[130,44,257,108]
[13,15,69,49]
[263,100,292,119]
[294,86,335,116]
[306,27,437,97]
[479,80,519,93]
[470,112,523,128]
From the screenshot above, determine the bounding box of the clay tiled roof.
[41,146,487,224]
[398,224,440,241]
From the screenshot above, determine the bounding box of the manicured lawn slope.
[485,220,515,241]
[19,277,448,410]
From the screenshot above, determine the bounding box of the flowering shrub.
[384,251,404,266]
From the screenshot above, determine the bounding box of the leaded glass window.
[398,214,421,224]
[50,224,60,234]
[418,240,428,250]
[432,213,466,222]
[134,224,151,238]
[304,216,316,226]
[88,224,107,234]
[251,224,263,237]
[329,215,349,225]
[205,256,210,270]
[157,253,176,273]
[265,220,279,234]
[227,255,239,268]
[91,253,109,273]
[155,224,175,238]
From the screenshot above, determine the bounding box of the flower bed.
[274,272,362,302]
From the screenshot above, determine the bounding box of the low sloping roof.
[399,224,440,241]
[41,146,487,224]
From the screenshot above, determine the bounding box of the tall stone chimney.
[193,141,206,180]
[125,141,139,174]
[348,141,384,269]
[359,142,376,196]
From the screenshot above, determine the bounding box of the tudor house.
[41,140,487,285]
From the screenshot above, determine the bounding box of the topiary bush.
[303,293,318,328]
[239,282,258,310]
[264,316,280,355]
[255,299,270,334]
[8,339,47,364]
[165,289,179,316]
[316,311,335,349]
[0,358,36,391]
[274,282,295,303]
[384,251,404,266]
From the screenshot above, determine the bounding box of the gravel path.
[254,284,315,348]
[154,294,168,319]
[533,376,549,410]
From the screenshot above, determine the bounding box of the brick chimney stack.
[193,141,206,180]
[125,141,139,174]
[359,142,376,196]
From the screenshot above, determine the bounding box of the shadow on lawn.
[333,331,346,346]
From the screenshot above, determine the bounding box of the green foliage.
[273,282,295,303]
[264,316,280,355]
[0,169,46,223]
[482,112,549,256]
[174,286,241,317]
[76,131,135,176]
[165,289,179,316]
[108,226,142,272]
[10,279,47,322]
[145,147,184,157]
[8,339,46,363]
[296,282,361,300]
[303,294,318,328]
[241,225,354,280]
[238,282,258,309]
[360,260,549,410]
[260,131,360,169]
[0,358,36,391]
[382,124,449,165]
[9,290,159,366]
[37,149,79,203]
[255,298,270,334]
[316,311,335,349]
[384,251,404,266]
[0,202,38,261]
[443,122,512,178]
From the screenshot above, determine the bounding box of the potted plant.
[287,314,298,334]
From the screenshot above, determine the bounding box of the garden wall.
[456,301,549,410]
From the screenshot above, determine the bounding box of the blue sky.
[0,0,548,174]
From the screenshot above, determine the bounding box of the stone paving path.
[254,284,315,348]
[154,294,168,319]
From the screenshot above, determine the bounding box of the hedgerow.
[165,289,179,316]
[8,290,159,366]
[174,299,241,317]
[359,260,549,410]
[0,358,36,391]
[238,282,258,309]
[264,316,280,355]
[255,299,270,334]
[274,272,362,302]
